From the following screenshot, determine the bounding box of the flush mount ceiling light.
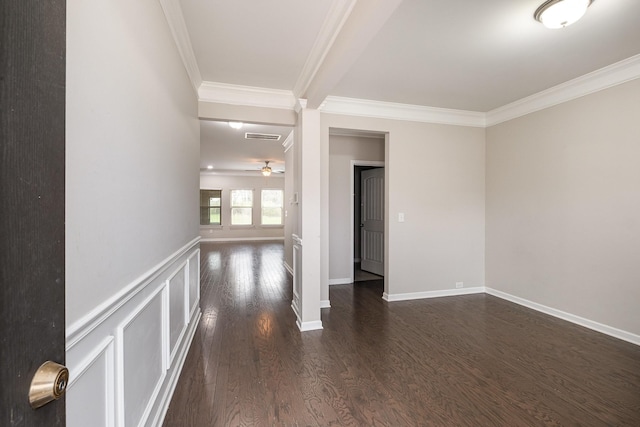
[534,0,591,29]
[261,161,272,177]
[228,121,243,130]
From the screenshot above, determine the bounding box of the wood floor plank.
[163,242,640,426]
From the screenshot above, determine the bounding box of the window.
[200,189,221,225]
[230,189,253,225]
[261,189,283,225]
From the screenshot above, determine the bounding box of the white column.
[294,99,323,331]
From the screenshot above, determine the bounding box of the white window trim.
[230,188,254,226]
[260,188,284,226]
[200,188,222,226]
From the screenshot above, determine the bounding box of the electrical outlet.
[455,282,463,289]
[398,212,405,222]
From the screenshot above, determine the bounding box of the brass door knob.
[29,361,69,409]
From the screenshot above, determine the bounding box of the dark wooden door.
[1,1,66,426]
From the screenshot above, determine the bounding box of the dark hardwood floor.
[163,242,640,426]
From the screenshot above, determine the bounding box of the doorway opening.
[352,161,385,283]
[328,129,387,298]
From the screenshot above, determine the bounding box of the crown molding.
[293,0,357,98]
[158,0,202,94]
[321,54,640,128]
[282,131,294,152]
[196,53,640,128]
[319,96,486,127]
[198,81,297,110]
[487,53,640,126]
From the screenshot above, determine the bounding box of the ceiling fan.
[246,161,284,176]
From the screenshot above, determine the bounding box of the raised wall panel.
[67,338,114,427]
[291,235,302,320]
[118,290,165,427]
[188,250,200,317]
[167,263,187,363]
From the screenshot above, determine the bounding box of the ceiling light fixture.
[228,121,243,130]
[534,0,591,29]
[207,165,213,170]
[261,161,272,177]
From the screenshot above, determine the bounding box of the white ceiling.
[332,0,640,111]
[180,0,640,172]
[180,0,334,90]
[199,121,292,175]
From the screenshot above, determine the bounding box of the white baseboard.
[382,287,485,302]
[200,237,284,242]
[485,288,640,346]
[284,261,293,276]
[297,320,323,332]
[383,285,639,346]
[329,278,351,285]
[320,300,331,308]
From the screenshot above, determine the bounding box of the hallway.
[163,242,640,426]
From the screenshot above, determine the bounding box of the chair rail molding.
[66,239,202,427]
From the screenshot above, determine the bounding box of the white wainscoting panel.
[167,262,187,364]
[67,337,115,427]
[66,238,201,427]
[188,250,200,319]
[283,261,293,277]
[118,289,165,427]
[291,235,302,322]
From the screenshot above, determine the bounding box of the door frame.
[350,160,385,284]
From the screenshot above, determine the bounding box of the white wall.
[200,174,285,241]
[486,78,640,337]
[66,0,199,325]
[328,134,384,282]
[321,114,486,302]
[66,0,201,425]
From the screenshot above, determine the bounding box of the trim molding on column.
[284,261,293,276]
[297,320,323,332]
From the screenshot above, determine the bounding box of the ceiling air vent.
[245,132,281,141]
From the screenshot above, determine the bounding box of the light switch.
[398,212,405,222]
